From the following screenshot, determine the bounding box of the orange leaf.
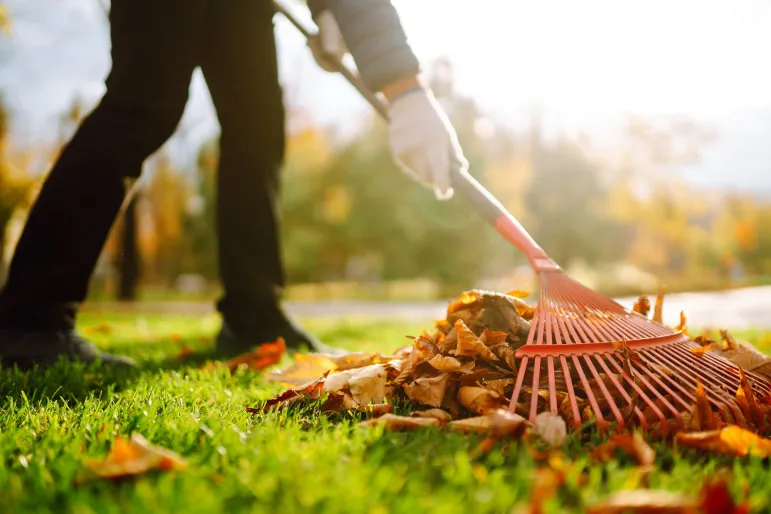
[652,287,666,324]
[691,343,715,356]
[692,378,719,431]
[217,338,286,372]
[611,432,655,467]
[675,311,688,335]
[632,295,651,317]
[447,291,482,314]
[736,368,765,428]
[248,372,328,413]
[82,433,186,482]
[175,344,196,360]
[699,476,750,514]
[676,425,771,458]
[506,289,531,299]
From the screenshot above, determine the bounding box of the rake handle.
[273,0,558,271]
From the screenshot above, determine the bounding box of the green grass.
[1,314,769,513]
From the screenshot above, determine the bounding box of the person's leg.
[0,0,205,368]
[200,1,336,354]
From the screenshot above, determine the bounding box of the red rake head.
[508,270,771,434]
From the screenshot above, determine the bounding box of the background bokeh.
[1,0,770,303]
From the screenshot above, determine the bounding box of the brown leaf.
[403,374,449,408]
[450,409,528,443]
[692,379,719,431]
[359,413,440,431]
[736,368,765,429]
[458,386,508,415]
[81,433,186,482]
[358,403,393,418]
[348,364,388,406]
[586,489,698,514]
[633,295,651,317]
[613,432,655,467]
[452,320,498,361]
[427,354,474,373]
[411,409,452,422]
[480,329,509,346]
[249,374,328,413]
[710,333,771,379]
[590,441,617,462]
[175,344,196,360]
[676,425,771,458]
[534,412,567,448]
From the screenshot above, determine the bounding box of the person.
[0,0,468,369]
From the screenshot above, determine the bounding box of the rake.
[273,0,771,434]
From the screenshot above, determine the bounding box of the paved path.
[82,285,771,329]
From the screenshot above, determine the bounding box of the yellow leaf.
[676,425,771,458]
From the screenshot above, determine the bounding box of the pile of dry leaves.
[254,289,771,458]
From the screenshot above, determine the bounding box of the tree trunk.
[117,195,140,301]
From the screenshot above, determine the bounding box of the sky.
[1,0,771,191]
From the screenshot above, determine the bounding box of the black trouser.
[0,0,287,336]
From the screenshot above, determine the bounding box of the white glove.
[308,10,347,72]
[388,87,467,200]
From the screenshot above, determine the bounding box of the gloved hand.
[387,86,467,200]
[308,10,347,72]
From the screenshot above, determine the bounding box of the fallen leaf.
[698,476,748,514]
[427,354,474,373]
[403,374,449,408]
[359,413,441,431]
[506,289,531,299]
[633,295,651,317]
[534,412,567,448]
[175,344,196,360]
[586,489,698,514]
[710,332,771,380]
[736,368,765,429]
[348,364,388,405]
[458,386,508,415]
[264,352,339,387]
[479,329,510,346]
[653,287,666,324]
[359,403,393,418]
[170,332,183,343]
[590,441,617,462]
[452,320,498,361]
[447,291,482,314]
[676,311,688,335]
[692,379,719,431]
[81,433,186,482]
[249,374,328,413]
[676,425,771,458]
[322,369,360,394]
[411,409,452,422]
[613,431,656,467]
[213,338,286,372]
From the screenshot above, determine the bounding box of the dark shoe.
[216,318,346,357]
[0,328,137,369]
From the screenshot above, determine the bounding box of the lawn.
[1,312,769,513]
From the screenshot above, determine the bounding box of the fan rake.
[273,0,771,435]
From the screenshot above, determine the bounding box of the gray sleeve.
[307,0,421,92]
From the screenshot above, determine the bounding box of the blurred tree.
[0,93,33,283]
